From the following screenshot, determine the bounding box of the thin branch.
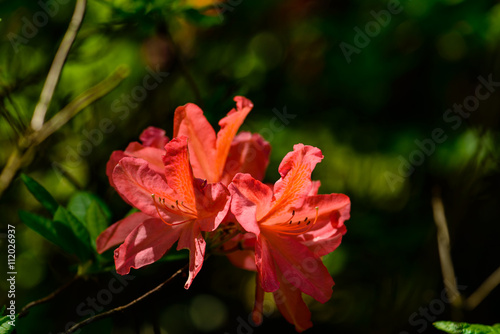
[431,187,462,307]
[0,100,24,135]
[0,66,128,198]
[0,149,23,196]
[65,264,188,334]
[6,93,26,132]
[31,0,87,131]
[18,276,80,318]
[28,66,129,146]
[465,265,500,310]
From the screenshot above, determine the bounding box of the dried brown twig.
[432,188,462,307]
[432,187,500,312]
[64,264,188,334]
[0,0,128,198]
[0,67,128,197]
[31,0,88,131]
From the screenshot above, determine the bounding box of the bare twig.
[65,264,188,334]
[0,149,23,196]
[431,187,462,307]
[0,66,128,198]
[18,276,80,318]
[28,66,129,146]
[0,99,24,135]
[31,0,87,131]
[465,265,500,310]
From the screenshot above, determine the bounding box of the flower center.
[151,194,196,226]
[266,207,319,235]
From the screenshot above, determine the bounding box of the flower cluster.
[96,96,350,332]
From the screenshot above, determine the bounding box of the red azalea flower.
[174,96,270,184]
[106,97,270,186]
[97,136,230,288]
[229,144,350,331]
[106,126,169,189]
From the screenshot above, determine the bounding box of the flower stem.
[18,276,80,318]
[64,264,188,334]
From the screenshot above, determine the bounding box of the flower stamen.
[177,200,197,215]
[270,207,319,235]
[151,194,194,226]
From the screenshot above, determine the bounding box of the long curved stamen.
[151,194,193,226]
[177,200,197,215]
[151,194,179,215]
[272,207,319,235]
[151,193,197,217]
[276,210,295,225]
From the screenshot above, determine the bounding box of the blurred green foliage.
[0,305,16,334]
[1,0,500,333]
[434,321,500,333]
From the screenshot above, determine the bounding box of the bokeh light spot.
[436,30,466,61]
[189,294,228,331]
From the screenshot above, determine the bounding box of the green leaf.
[0,305,16,334]
[18,210,76,256]
[434,321,500,334]
[0,316,16,334]
[86,201,109,251]
[20,173,59,215]
[68,192,112,226]
[53,206,93,261]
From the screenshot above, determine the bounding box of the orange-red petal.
[229,173,274,236]
[176,222,206,289]
[96,212,150,254]
[260,144,323,224]
[112,157,185,222]
[220,132,270,185]
[272,276,313,332]
[215,96,253,180]
[173,103,217,182]
[162,136,196,209]
[114,217,182,275]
